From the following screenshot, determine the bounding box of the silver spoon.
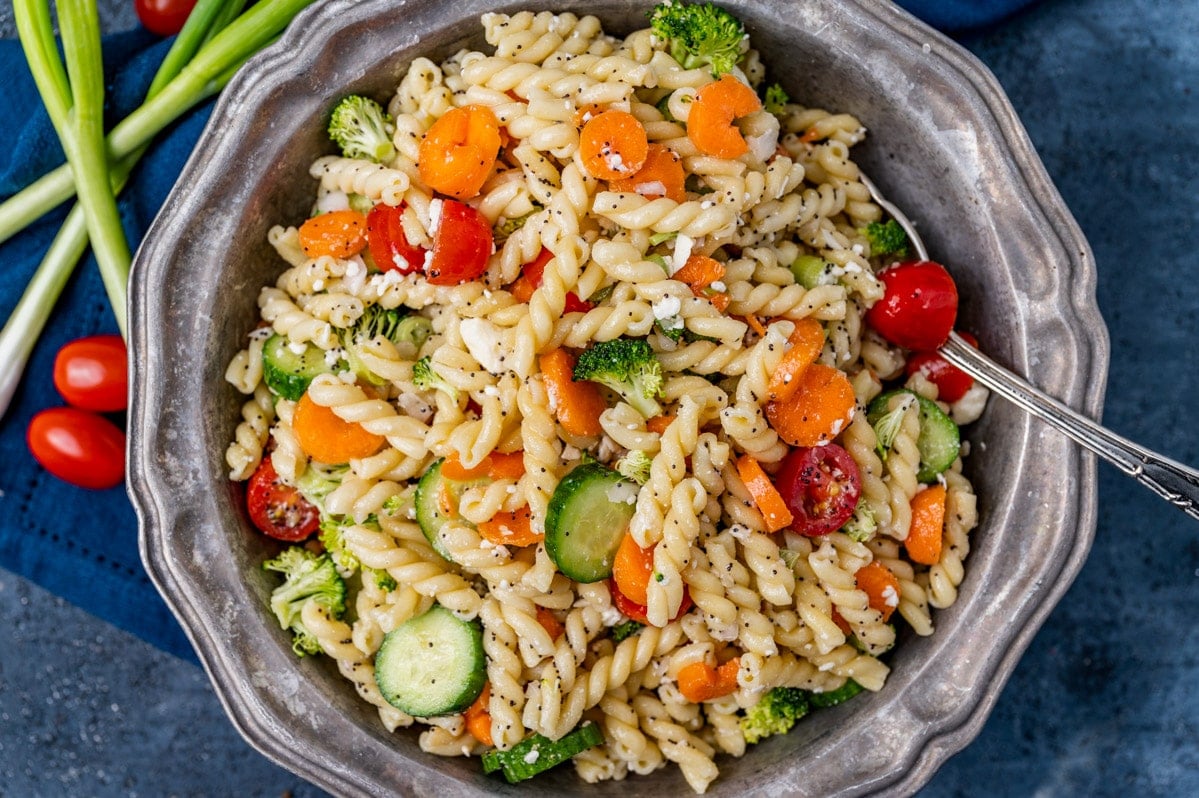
[860,174,1199,522]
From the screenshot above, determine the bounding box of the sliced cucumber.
[262,334,336,401]
[867,389,960,483]
[790,254,836,289]
[374,605,485,717]
[481,723,605,783]
[414,459,491,562]
[545,463,638,583]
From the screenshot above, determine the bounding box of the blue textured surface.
[0,0,1197,795]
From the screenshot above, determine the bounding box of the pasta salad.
[223,4,987,793]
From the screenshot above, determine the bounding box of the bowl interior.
[129,1,1106,795]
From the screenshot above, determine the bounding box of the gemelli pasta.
[223,5,988,792]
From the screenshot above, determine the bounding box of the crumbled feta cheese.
[343,256,368,294]
[709,280,725,292]
[523,749,540,765]
[483,384,500,397]
[600,604,624,627]
[606,481,639,506]
[562,444,582,461]
[604,151,626,172]
[427,198,444,236]
[652,294,682,321]
[636,180,667,198]
[818,661,835,672]
[881,584,900,608]
[323,347,344,368]
[287,341,308,355]
[315,190,350,213]
[459,317,507,374]
[670,234,694,274]
[422,250,434,271]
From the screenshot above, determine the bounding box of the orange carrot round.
[855,561,901,622]
[535,606,565,640]
[293,391,386,464]
[765,363,855,447]
[477,506,542,548]
[441,451,526,482]
[766,318,826,402]
[678,657,741,703]
[687,74,763,159]
[298,209,368,258]
[418,104,502,199]
[579,109,649,180]
[646,414,675,435]
[464,683,493,747]
[612,533,655,606]
[906,484,947,565]
[734,454,793,532]
[539,348,608,437]
[608,143,686,202]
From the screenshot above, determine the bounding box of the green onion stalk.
[0,0,312,416]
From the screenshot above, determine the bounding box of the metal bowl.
[128,0,1107,794]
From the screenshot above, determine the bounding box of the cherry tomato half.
[246,457,321,541]
[135,0,197,36]
[425,200,493,285]
[865,260,958,351]
[53,334,128,412]
[512,247,594,312]
[774,443,862,536]
[610,579,693,627]
[366,203,426,274]
[904,332,979,403]
[27,407,125,490]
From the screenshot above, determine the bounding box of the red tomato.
[425,200,493,285]
[134,0,197,36]
[366,203,426,274]
[904,332,979,403]
[610,579,693,626]
[246,457,320,541]
[774,443,862,536]
[516,247,594,311]
[865,260,958,350]
[53,334,128,412]
[27,408,125,490]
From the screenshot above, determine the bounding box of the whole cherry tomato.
[865,260,958,351]
[904,332,979,403]
[366,203,426,274]
[53,334,128,412]
[246,457,321,541]
[425,200,493,285]
[774,443,862,536]
[134,0,197,36]
[610,579,693,627]
[27,407,125,490]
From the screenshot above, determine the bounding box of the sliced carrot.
[608,143,686,202]
[830,607,852,635]
[707,291,731,312]
[906,484,947,565]
[437,481,457,517]
[766,317,825,402]
[764,363,855,448]
[612,533,655,606]
[646,414,675,435]
[418,104,502,200]
[535,606,565,640]
[687,75,763,159]
[742,313,767,337]
[734,454,793,533]
[477,506,542,548]
[673,253,730,312]
[293,391,386,464]
[678,656,741,703]
[572,102,606,128]
[441,451,526,482]
[539,348,608,437]
[464,683,493,747]
[579,109,649,180]
[855,561,901,622]
[298,209,368,259]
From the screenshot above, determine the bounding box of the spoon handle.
[939,332,1199,521]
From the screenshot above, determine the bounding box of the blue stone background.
[1,0,1197,795]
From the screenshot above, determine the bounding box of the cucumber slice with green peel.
[414,459,487,562]
[790,254,837,289]
[808,678,865,709]
[545,463,638,583]
[867,389,960,483]
[481,723,605,783]
[374,605,485,717]
[262,333,336,401]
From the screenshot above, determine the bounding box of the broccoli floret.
[370,568,397,592]
[294,462,347,511]
[655,316,686,342]
[342,306,431,383]
[496,209,539,238]
[412,355,460,401]
[764,83,789,116]
[612,620,645,642]
[861,219,910,259]
[649,1,747,77]
[318,516,361,575]
[616,450,654,485]
[573,338,665,418]
[262,547,347,657]
[840,503,877,543]
[740,687,810,744]
[327,95,396,163]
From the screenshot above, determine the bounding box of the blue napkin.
[0,0,1037,663]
